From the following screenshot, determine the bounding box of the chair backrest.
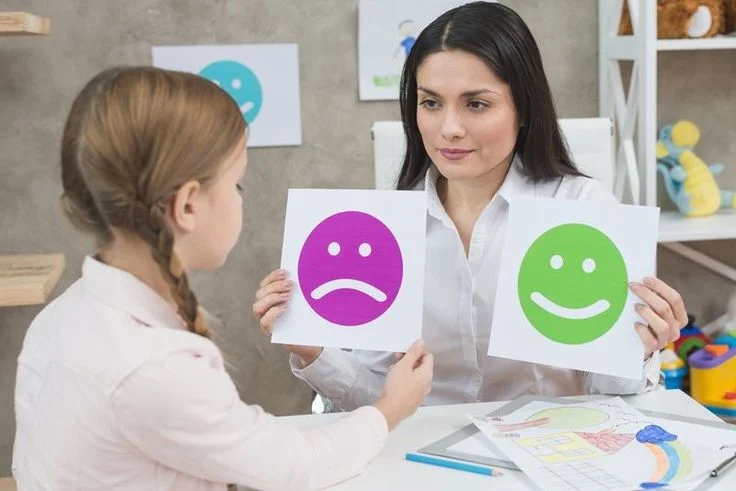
[371,117,614,191]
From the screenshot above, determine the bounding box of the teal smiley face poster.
[152,44,301,148]
[487,195,659,380]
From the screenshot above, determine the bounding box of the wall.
[1,0,734,475]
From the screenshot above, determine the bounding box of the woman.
[253,1,686,409]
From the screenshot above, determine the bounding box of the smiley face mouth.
[530,292,610,320]
[310,279,387,302]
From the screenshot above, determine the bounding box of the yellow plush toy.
[620,0,726,38]
[656,120,736,217]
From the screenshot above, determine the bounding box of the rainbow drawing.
[636,425,692,489]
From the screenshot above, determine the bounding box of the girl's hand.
[375,340,434,430]
[629,276,688,359]
[253,269,323,365]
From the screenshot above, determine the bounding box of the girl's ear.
[168,180,201,234]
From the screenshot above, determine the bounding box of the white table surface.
[278,389,736,490]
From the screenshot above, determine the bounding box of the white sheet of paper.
[470,398,728,491]
[447,431,508,460]
[358,0,471,100]
[152,44,301,147]
[272,189,427,352]
[488,196,659,380]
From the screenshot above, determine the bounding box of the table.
[279,389,735,490]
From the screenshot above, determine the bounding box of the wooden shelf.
[657,35,736,51]
[0,254,65,307]
[0,477,15,491]
[659,210,736,242]
[0,12,50,36]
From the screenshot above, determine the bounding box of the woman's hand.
[629,276,688,360]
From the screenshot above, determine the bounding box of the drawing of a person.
[394,19,416,58]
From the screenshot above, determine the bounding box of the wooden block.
[0,254,65,307]
[0,477,16,491]
[0,12,50,36]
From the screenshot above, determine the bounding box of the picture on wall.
[152,44,301,147]
[357,0,478,100]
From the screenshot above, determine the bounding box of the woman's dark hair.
[396,1,582,190]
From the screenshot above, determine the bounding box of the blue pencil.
[405,452,503,477]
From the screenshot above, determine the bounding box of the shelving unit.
[0,254,65,307]
[0,11,50,35]
[657,35,736,51]
[1,12,61,309]
[599,0,736,282]
[0,477,15,491]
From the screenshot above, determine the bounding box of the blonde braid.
[131,201,211,339]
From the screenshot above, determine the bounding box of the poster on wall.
[487,196,660,380]
[358,0,476,100]
[272,188,427,352]
[152,44,301,147]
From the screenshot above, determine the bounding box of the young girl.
[254,2,687,409]
[12,67,433,490]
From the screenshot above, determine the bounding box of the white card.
[272,189,427,352]
[488,196,659,380]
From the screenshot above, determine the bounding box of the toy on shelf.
[727,0,736,32]
[713,333,736,348]
[661,343,689,389]
[656,120,736,217]
[673,314,711,361]
[619,0,730,39]
[689,343,736,420]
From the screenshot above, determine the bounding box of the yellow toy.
[656,120,736,217]
[689,344,736,420]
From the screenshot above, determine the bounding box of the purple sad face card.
[272,189,427,352]
[298,211,403,326]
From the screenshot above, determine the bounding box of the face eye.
[582,258,596,273]
[468,100,489,111]
[328,242,340,256]
[550,255,563,270]
[419,99,440,110]
[359,243,372,257]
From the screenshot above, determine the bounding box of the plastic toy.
[661,343,688,390]
[656,120,736,217]
[689,344,736,420]
[713,333,736,349]
[673,314,711,361]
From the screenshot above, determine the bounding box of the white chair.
[371,118,614,192]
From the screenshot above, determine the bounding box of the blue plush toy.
[656,120,736,217]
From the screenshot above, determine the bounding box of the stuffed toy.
[727,0,736,32]
[619,0,727,38]
[656,120,736,217]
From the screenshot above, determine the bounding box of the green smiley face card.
[488,195,659,380]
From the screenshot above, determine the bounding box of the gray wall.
[1,0,734,475]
